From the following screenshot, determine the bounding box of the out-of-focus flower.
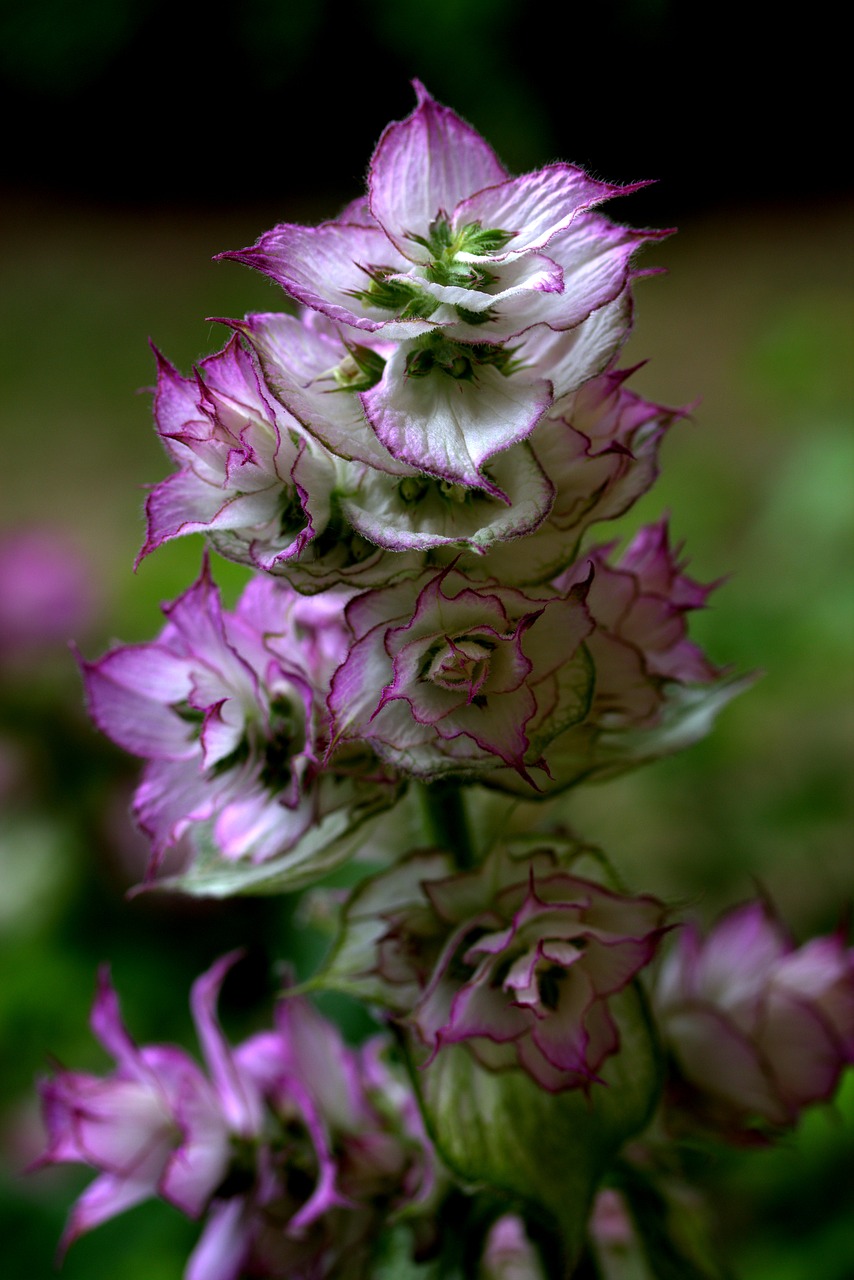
[35,961,234,1253]
[221,83,661,490]
[80,561,393,876]
[0,527,98,666]
[479,1214,547,1279]
[37,956,437,1280]
[323,841,668,1093]
[654,901,854,1137]
[217,995,436,1280]
[328,565,594,784]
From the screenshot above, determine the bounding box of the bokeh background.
[1,2,851,1276]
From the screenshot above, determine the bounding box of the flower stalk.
[415,779,475,868]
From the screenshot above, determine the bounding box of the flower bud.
[655,902,854,1139]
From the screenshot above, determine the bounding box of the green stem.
[416,779,475,869]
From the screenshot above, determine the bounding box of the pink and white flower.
[485,521,740,793]
[232,310,556,560]
[326,841,668,1094]
[140,337,340,575]
[655,902,854,1138]
[469,369,683,585]
[80,561,384,874]
[36,959,237,1254]
[328,565,594,784]
[221,83,661,491]
[37,956,435,1279]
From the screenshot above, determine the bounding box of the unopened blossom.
[222,83,662,490]
[81,561,389,873]
[140,336,341,575]
[655,901,854,1138]
[328,842,668,1093]
[328,565,594,784]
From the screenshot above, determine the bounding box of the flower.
[479,1215,547,1279]
[654,901,854,1137]
[221,83,662,490]
[326,840,668,1093]
[217,996,436,1280]
[37,956,436,1279]
[233,311,555,561]
[327,565,594,784]
[36,961,235,1254]
[468,368,683,586]
[0,526,98,665]
[80,560,387,874]
[140,336,339,574]
[483,520,743,794]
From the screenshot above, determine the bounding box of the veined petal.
[191,954,263,1138]
[233,312,418,476]
[81,646,195,759]
[341,441,553,552]
[369,80,507,261]
[219,221,439,339]
[472,216,666,341]
[456,165,652,260]
[361,348,552,490]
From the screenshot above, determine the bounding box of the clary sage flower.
[221,82,662,492]
[36,958,237,1257]
[484,520,741,795]
[80,562,395,873]
[328,565,594,784]
[37,955,435,1280]
[141,337,339,574]
[318,840,668,1093]
[655,901,854,1139]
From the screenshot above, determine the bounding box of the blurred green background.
[1,2,852,1277]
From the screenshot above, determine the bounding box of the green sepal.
[331,342,387,393]
[404,983,662,1274]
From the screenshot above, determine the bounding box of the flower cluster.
[34,83,853,1280]
[78,83,740,884]
[80,561,398,881]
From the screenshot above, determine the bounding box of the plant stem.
[416,779,475,869]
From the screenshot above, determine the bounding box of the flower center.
[346,215,515,330]
[426,636,493,699]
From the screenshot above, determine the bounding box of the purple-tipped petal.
[369,81,507,260]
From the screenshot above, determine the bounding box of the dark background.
[0,0,847,223]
